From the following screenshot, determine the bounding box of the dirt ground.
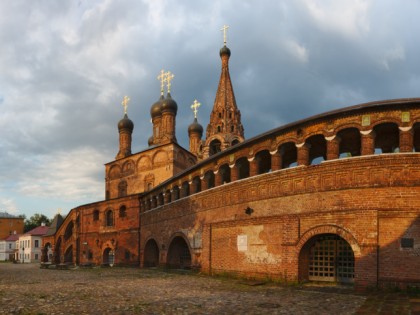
[0,263,418,314]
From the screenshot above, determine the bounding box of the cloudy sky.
[1,0,420,219]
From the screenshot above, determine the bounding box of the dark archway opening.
[374,123,399,153]
[279,142,297,168]
[209,139,222,156]
[103,247,115,266]
[64,245,73,264]
[236,157,250,179]
[144,239,160,267]
[338,128,361,157]
[167,236,192,269]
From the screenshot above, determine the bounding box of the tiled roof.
[25,226,49,236]
[5,234,19,241]
[0,212,19,218]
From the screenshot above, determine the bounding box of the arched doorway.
[143,239,160,267]
[103,248,115,266]
[54,237,62,264]
[299,234,354,284]
[167,236,191,269]
[64,245,73,263]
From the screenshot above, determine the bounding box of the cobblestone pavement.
[0,263,415,315]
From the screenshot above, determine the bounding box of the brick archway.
[297,225,360,284]
[143,238,160,267]
[166,234,192,269]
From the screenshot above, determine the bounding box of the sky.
[1,0,420,219]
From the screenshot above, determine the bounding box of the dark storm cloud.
[1,0,419,216]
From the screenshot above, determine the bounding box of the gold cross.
[157,69,165,95]
[221,25,229,45]
[121,96,130,114]
[165,71,175,93]
[191,99,201,118]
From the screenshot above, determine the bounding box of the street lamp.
[21,247,24,264]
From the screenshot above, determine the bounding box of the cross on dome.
[191,99,201,118]
[221,25,229,45]
[121,96,130,114]
[165,71,175,93]
[157,69,166,95]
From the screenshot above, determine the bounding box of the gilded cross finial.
[191,99,201,119]
[165,71,175,93]
[121,96,130,114]
[221,25,229,45]
[157,69,166,95]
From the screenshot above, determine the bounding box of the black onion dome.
[188,118,203,135]
[118,114,134,132]
[148,136,154,146]
[150,95,164,118]
[161,93,178,114]
[219,45,231,57]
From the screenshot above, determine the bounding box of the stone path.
[0,263,416,314]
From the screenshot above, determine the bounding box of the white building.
[0,233,19,261]
[16,225,49,263]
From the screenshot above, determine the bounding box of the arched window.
[306,134,327,165]
[337,128,361,158]
[414,123,420,152]
[255,150,271,174]
[204,170,215,189]
[119,206,126,218]
[118,180,127,197]
[232,139,240,146]
[279,142,297,168]
[192,176,201,193]
[209,139,222,156]
[374,123,399,153]
[219,164,231,184]
[236,157,250,179]
[93,210,99,221]
[181,181,190,198]
[105,210,113,227]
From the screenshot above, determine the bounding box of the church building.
[43,27,420,290]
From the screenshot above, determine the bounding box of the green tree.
[24,213,51,232]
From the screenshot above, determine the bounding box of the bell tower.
[202,25,244,158]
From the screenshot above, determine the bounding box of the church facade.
[42,37,420,289]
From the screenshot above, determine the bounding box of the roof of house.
[0,212,20,219]
[44,214,64,237]
[4,234,19,241]
[25,225,49,236]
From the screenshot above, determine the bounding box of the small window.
[35,240,39,248]
[401,238,414,249]
[93,210,99,221]
[106,210,113,227]
[125,250,130,260]
[218,112,222,118]
[119,206,127,218]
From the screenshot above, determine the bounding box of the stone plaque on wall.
[237,234,247,252]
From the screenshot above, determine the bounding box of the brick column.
[230,165,238,182]
[326,136,340,160]
[297,143,310,166]
[249,158,258,177]
[271,151,282,171]
[399,127,413,153]
[361,130,375,155]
